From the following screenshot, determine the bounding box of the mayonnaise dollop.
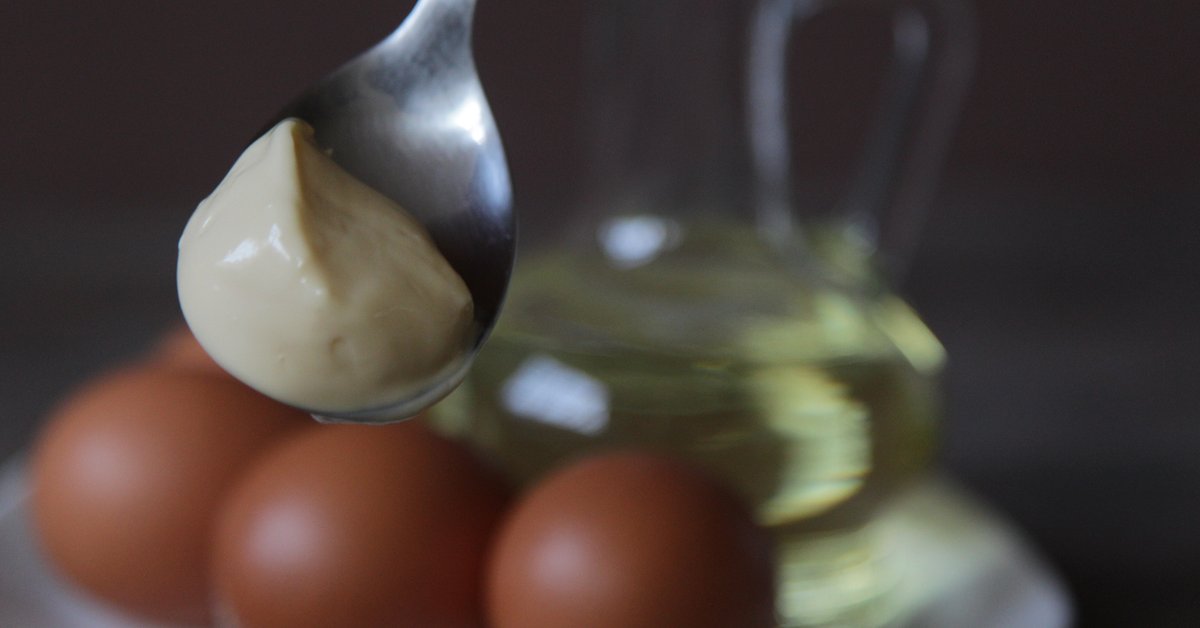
[177,118,473,416]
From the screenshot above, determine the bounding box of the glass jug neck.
[581,0,756,222]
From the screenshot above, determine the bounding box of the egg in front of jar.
[486,451,778,628]
[212,420,511,628]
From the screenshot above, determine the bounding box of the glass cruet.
[432,0,974,625]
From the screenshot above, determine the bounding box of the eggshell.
[486,451,777,628]
[149,323,226,375]
[30,366,311,625]
[212,421,510,628]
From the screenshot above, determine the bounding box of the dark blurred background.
[2,1,1197,626]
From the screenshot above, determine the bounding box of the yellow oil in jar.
[433,220,944,626]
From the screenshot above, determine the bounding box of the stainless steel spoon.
[268,0,513,422]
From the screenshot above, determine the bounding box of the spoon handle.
[384,0,477,58]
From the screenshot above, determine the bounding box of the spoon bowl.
[268,0,513,422]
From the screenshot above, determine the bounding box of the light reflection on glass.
[500,355,610,436]
[598,215,681,269]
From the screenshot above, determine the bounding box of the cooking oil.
[432,219,944,626]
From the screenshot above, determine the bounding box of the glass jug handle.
[748,0,976,281]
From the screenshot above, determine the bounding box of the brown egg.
[149,323,226,375]
[486,451,777,628]
[212,421,510,628]
[30,367,311,625]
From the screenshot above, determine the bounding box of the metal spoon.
[267,0,513,422]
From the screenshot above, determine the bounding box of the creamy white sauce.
[177,118,473,416]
